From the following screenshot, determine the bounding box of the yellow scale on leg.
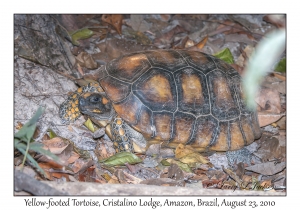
[110,117,133,152]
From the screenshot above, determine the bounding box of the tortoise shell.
[97,50,261,151]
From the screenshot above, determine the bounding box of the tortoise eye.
[90,96,101,103]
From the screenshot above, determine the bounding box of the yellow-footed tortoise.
[59,50,261,153]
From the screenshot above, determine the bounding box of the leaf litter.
[14,14,286,195]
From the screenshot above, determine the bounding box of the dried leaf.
[175,143,195,159]
[145,144,160,156]
[245,162,286,176]
[184,38,194,48]
[52,172,70,181]
[129,15,151,32]
[77,165,96,182]
[272,72,286,81]
[256,88,282,113]
[179,153,210,167]
[154,25,186,47]
[195,35,208,49]
[166,159,192,173]
[258,111,284,127]
[123,171,143,184]
[72,159,86,174]
[140,178,185,187]
[263,15,286,28]
[168,164,184,180]
[101,173,112,181]
[67,151,80,164]
[222,166,244,189]
[76,52,97,69]
[126,28,151,45]
[101,14,123,34]
[42,137,70,155]
[254,135,285,161]
[95,38,156,63]
[202,179,221,188]
[99,152,142,167]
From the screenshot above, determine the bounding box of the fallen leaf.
[70,28,95,45]
[245,162,286,176]
[123,171,143,184]
[140,178,185,187]
[161,159,171,166]
[142,157,159,168]
[202,179,221,188]
[184,38,194,48]
[95,38,156,64]
[101,173,112,181]
[254,135,285,161]
[225,33,255,45]
[125,163,141,173]
[271,72,286,81]
[274,58,286,73]
[107,175,120,184]
[166,159,192,173]
[175,143,195,159]
[128,15,151,32]
[257,111,284,127]
[168,164,184,180]
[67,151,80,164]
[256,87,282,113]
[236,162,245,179]
[48,129,57,139]
[179,153,210,166]
[222,166,244,189]
[145,144,160,156]
[275,116,286,130]
[101,14,123,34]
[52,172,70,181]
[195,35,208,49]
[154,25,186,47]
[214,48,234,64]
[114,169,127,184]
[84,118,96,132]
[263,15,286,28]
[42,137,70,155]
[72,159,86,174]
[76,52,98,69]
[126,29,151,45]
[77,165,96,182]
[99,152,142,167]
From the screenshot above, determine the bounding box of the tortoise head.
[79,92,116,122]
[59,82,115,124]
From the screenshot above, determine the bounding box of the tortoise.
[59,49,261,153]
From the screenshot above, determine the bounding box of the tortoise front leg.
[109,117,147,153]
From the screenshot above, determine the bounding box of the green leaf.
[84,118,95,133]
[99,152,142,167]
[16,146,45,176]
[70,28,95,45]
[14,107,44,140]
[14,140,60,163]
[48,129,57,139]
[166,159,192,173]
[275,58,286,73]
[160,159,171,166]
[214,48,234,64]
